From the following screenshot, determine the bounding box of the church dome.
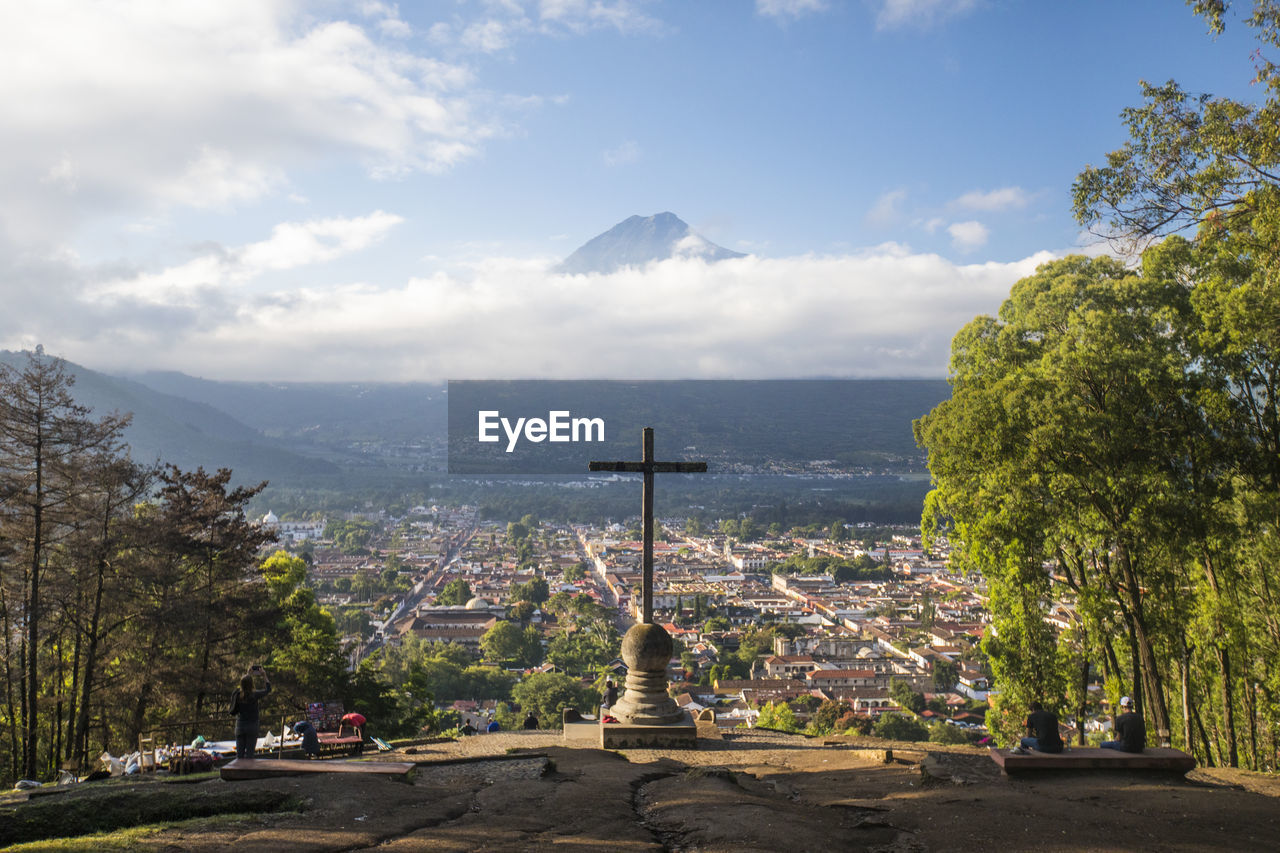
[262,510,279,525]
[464,596,489,610]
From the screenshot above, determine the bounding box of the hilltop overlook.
[5,730,1277,851]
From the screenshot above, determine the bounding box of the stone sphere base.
[612,622,683,726]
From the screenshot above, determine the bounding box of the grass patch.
[0,784,303,847]
[1,810,300,852]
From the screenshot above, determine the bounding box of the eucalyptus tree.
[916,256,1208,747]
[1071,0,1280,767]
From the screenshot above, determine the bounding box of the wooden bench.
[220,758,414,781]
[990,746,1196,776]
[316,733,364,756]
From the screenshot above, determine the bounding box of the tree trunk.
[25,426,44,781]
[1180,635,1193,753]
[1077,657,1090,746]
[1193,694,1216,767]
[73,551,109,770]
[1,583,20,780]
[1216,641,1238,767]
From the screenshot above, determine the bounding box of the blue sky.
[0,1,1265,380]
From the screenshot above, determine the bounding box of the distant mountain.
[122,371,447,443]
[0,351,339,483]
[555,212,746,275]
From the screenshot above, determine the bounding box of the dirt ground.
[25,730,1280,852]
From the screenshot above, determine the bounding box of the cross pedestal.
[586,428,705,746]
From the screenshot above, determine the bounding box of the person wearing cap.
[1100,696,1146,752]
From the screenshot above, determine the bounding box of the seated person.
[1018,701,1064,753]
[1100,696,1146,753]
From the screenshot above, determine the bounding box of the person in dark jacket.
[292,719,320,757]
[229,665,271,758]
[1101,696,1146,752]
[1018,701,1064,753]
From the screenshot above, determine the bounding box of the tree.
[805,699,849,736]
[507,599,537,625]
[1070,4,1280,764]
[932,659,960,692]
[511,672,594,729]
[916,254,1211,748]
[139,466,277,732]
[0,353,130,779]
[1073,1,1280,252]
[929,722,971,745]
[260,551,346,702]
[437,578,473,606]
[482,621,543,668]
[890,678,926,714]
[872,713,929,742]
[754,701,800,733]
[510,576,549,605]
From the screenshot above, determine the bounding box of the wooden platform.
[316,734,364,756]
[990,746,1196,775]
[220,758,415,782]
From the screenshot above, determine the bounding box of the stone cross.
[590,427,706,624]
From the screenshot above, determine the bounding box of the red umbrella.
[342,712,367,727]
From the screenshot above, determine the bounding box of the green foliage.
[437,578,473,606]
[481,621,545,668]
[804,699,850,736]
[546,624,619,678]
[510,576,550,605]
[754,701,801,733]
[768,553,890,583]
[510,672,595,729]
[325,519,376,554]
[929,722,972,745]
[351,637,517,738]
[872,713,929,742]
[890,678,926,714]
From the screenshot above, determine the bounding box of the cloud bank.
[10,227,1056,381]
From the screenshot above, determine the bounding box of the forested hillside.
[0,355,352,783]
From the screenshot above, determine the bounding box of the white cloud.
[603,140,641,167]
[875,0,979,30]
[462,19,514,52]
[947,220,989,251]
[536,0,661,34]
[0,1,495,243]
[16,230,1061,380]
[757,0,829,19]
[865,189,908,226]
[951,186,1030,212]
[89,212,403,305]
